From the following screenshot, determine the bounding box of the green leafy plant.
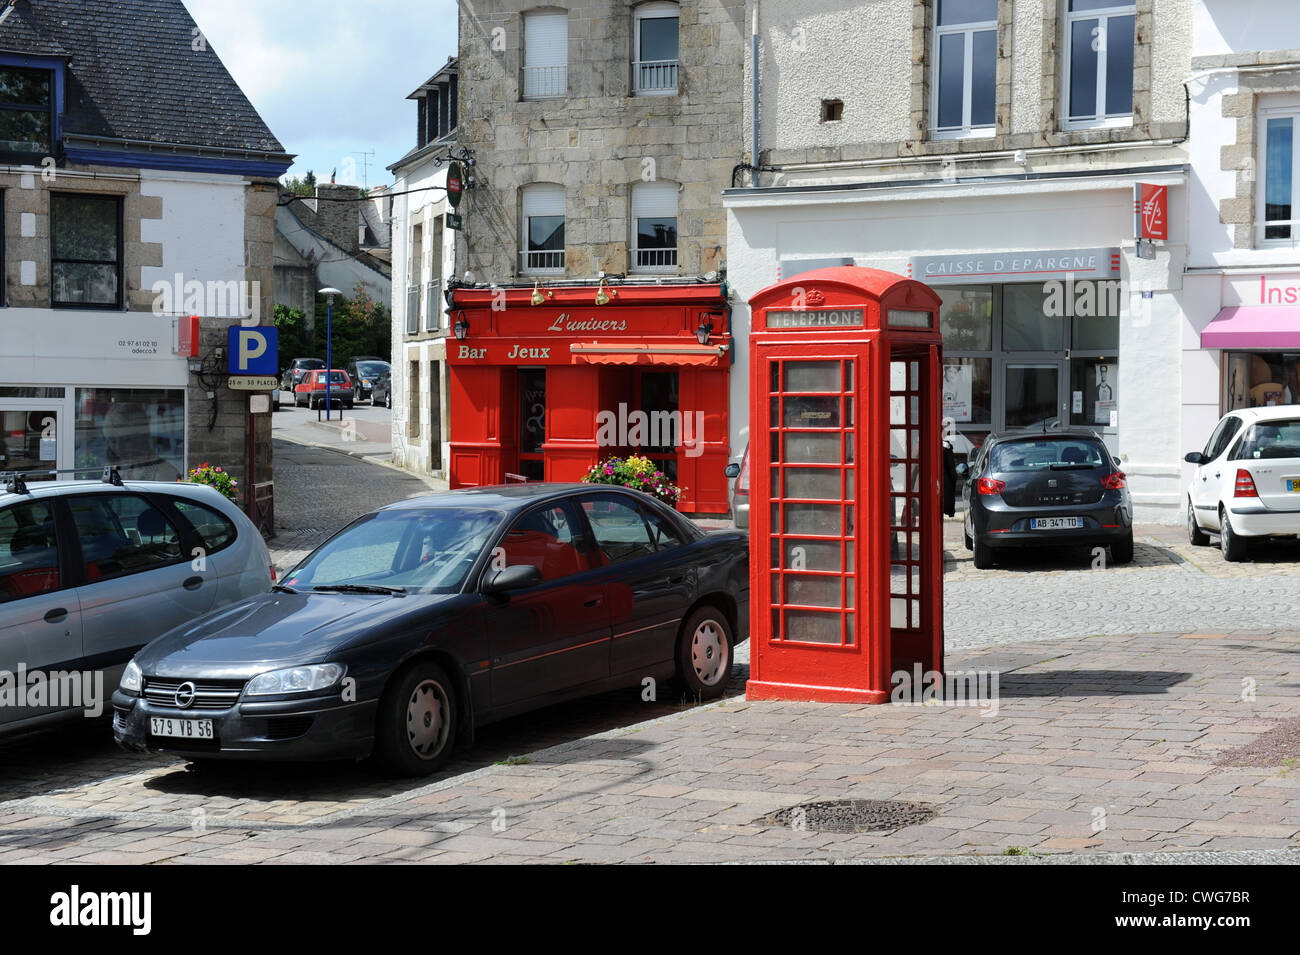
[582,454,682,506]
[183,463,238,502]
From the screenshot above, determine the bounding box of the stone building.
[438,2,745,510]
[0,0,291,530]
[725,0,1194,522]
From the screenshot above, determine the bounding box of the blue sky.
[186,0,458,188]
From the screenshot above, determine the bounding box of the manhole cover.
[758,798,937,833]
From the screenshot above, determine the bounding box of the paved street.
[2,436,1298,863]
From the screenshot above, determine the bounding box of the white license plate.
[149,717,214,740]
[1030,517,1082,530]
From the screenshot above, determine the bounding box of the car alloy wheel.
[676,607,733,701]
[375,662,457,776]
[1187,500,1210,546]
[405,679,450,760]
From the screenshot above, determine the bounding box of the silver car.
[0,476,272,738]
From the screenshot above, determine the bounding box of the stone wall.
[457,0,745,281]
[287,183,363,255]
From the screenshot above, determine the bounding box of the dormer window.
[0,66,53,156]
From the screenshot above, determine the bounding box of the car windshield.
[356,362,388,376]
[284,508,502,594]
[1233,419,1300,460]
[990,438,1107,472]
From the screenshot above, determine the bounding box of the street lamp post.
[319,287,342,421]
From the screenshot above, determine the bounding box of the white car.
[0,474,273,738]
[1185,405,1300,561]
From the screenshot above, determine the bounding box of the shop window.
[633,2,679,96]
[938,286,993,349]
[523,10,568,100]
[1003,284,1066,351]
[51,193,123,309]
[74,389,184,481]
[1069,358,1118,428]
[0,66,53,157]
[941,357,992,427]
[931,0,997,139]
[521,183,565,273]
[1259,99,1299,244]
[1223,352,1300,411]
[630,180,677,273]
[1064,0,1135,128]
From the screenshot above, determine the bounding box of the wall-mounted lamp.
[531,280,552,306]
[453,312,470,340]
[695,317,712,345]
[595,277,617,306]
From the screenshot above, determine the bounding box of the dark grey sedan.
[961,430,1133,569]
[113,484,749,776]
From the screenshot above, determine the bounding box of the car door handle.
[44,607,68,623]
[1214,472,1220,478]
[583,595,603,608]
[667,574,684,585]
[183,576,203,590]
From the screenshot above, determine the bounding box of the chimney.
[312,183,362,254]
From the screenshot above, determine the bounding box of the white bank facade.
[725,167,1190,523]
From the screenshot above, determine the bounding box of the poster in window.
[75,389,184,481]
[942,362,973,423]
[1093,363,1116,425]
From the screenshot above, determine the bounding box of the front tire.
[1187,500,1210,546]
[1219,509,1249,562]
[676,607,733,701]
[374,662,458,776]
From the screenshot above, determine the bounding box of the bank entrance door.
[1003,361,1065,430]
[517,368,546,481]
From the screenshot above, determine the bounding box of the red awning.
[569,343,726,367]
[1201,306,1300,349]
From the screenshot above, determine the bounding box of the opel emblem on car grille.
[174,682,197,709]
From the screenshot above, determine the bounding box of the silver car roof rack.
[1,463,146,496]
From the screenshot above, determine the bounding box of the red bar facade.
[446,283,732,513]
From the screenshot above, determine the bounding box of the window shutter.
[632,180,677,219]
[525,13,567,69]
[523,183,566,218]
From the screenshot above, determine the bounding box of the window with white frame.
[634,2,679,95]
[523,10,567,100]
[630,181,678,272]
[1260,97,1300,244]
[1064,0,1135,127]
[931,0,998,138]
[521,184,565,273]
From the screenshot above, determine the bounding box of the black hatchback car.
[113,484,749,776]
[961,429,1133,569]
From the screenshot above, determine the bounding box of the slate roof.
[0,0,287,156]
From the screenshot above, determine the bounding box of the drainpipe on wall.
[751,4,759,187]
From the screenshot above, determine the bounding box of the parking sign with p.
[228,326,278,376]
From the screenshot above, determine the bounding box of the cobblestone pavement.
[2,444,1297,862]
[1,632,1298,863]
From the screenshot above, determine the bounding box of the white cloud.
[185,0,458,186]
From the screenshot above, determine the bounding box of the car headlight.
[245,664,344,696]
[120,659,142,693]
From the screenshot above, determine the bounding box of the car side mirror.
[955,463,969,478]
[483,564,542,594]
[724,463,740,478]
[1184,452,1204,464]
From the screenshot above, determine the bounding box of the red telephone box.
[746,267,944,704]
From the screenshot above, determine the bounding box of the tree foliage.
[274,282,390,373]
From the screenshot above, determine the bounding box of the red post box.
[746,267,944,703]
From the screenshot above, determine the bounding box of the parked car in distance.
[1,475,272,740]
[370,369,392,409]
[724,441,749,530]
[961,429,1133,569]
[113,483,750,776]
[1185,405,1300,561]
[281,357,325,394]
[345,357,389,404]
[294,369,353,410]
